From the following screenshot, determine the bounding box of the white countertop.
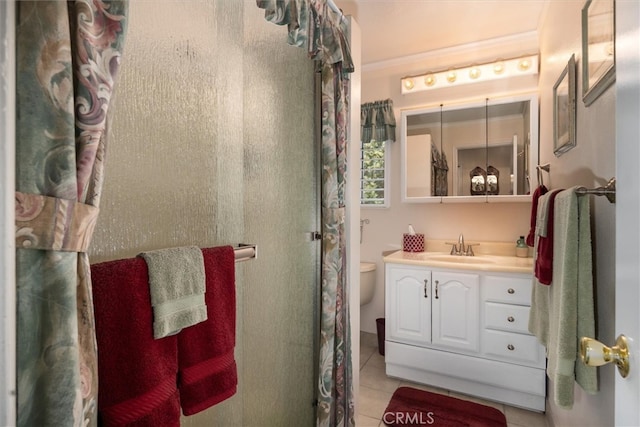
[383,250,534,274]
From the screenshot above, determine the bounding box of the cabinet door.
[432,271,480,352]
[386,264,431,346]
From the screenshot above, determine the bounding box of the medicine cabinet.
[401,94,538,203]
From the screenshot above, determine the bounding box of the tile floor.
[358,332,549,427]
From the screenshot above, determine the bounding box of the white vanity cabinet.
[384,261,546,412]
[386,264,480,352]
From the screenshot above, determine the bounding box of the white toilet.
[360,261,376,306]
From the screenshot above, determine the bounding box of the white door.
[615,0,640,424]
[431,271,480,352]
[385,264,432,345]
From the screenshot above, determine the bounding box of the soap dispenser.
[515,236,528,258]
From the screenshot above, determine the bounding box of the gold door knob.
[580,335,629,378]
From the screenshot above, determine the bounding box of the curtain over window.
[15,2,128,425]
[361,99,396,144]
[257,1,355,425]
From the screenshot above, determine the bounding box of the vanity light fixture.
[401,54,539,94]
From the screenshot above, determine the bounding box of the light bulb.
[493,61,505,74]
[518,59,531,71]
[424,74,436,86]
[446,71,457,83]
[469,67,481,79]
[403,79,415,90]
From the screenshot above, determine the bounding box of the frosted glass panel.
[241,6,317,424]
[90,1,317,425]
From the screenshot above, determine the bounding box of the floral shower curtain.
[15,1,128,425]
[318,60,353,426]
[256,1,354,425]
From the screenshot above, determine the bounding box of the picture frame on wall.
[582,0,615,106]
[553,54,577,157]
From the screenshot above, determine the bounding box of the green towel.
[140,246,207,339]
[529,191,554,345]
[546,188,598,408]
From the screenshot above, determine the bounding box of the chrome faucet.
[458,233,466,255]
[446,233,478,256]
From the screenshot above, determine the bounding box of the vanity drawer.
[482,275,532,306]
[483,330,544,367]
[484,302,531,334]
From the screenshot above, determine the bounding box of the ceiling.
[334,0,549,66]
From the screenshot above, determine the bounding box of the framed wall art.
[554,54,577,156]
[582,0,615,106]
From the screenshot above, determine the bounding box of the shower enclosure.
[89,1,320,425]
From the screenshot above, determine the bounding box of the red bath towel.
[178,245,238,415]
[91,257,181,427]
[534,190,562,285]
[526,185,548,247]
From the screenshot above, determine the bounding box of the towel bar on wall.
[536,163,616,204]
[234,244,257,262]
[576,178,616,204]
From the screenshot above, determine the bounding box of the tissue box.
[402,233,424,252]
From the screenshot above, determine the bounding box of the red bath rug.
[383,387,507,426]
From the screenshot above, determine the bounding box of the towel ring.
[536,164,550,187]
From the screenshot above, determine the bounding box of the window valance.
[361,99,396,143]
[256,0,353,71]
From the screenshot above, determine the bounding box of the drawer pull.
[424,279,429,298]
[435,280,439,299]
[507,344,515,351]
[507,288,515,294]
[507,316,515,323]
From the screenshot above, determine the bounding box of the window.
[360,139,388,206]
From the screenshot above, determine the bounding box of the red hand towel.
[91,257,180,427]
[526,185,548,247]
[534,190,562,285]
[178,246,237,415]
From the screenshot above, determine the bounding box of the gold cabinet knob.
[580,335,629,378]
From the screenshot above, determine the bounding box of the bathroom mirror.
[400,93,538,203]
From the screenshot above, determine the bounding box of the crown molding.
[362,31,539,73]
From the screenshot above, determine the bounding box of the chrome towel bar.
[234,244,257,263]
[576,178,616,204]
[536,163,615,204]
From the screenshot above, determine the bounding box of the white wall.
[538,1,615,426]
[347,15,362,416]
